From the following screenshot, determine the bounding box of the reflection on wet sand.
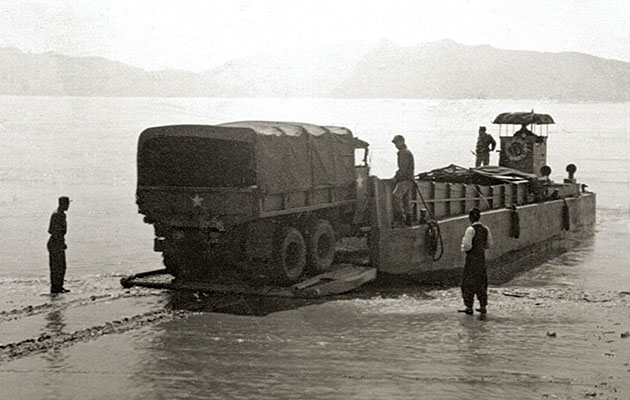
[41,302,69,399]
[45,307,66,338]
[165,290,326,316]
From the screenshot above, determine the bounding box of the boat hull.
[372,192,596,278]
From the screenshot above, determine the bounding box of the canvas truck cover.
[137,122,368,195]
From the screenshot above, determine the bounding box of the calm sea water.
[0,97,629,399]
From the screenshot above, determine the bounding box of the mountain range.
[1,40,628,101]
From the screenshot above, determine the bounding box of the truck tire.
[274,227,306,283]
[307,219,336,273]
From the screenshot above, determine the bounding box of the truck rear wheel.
[274,227,306,283]
[307,219,336,273]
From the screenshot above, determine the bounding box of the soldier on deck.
[475,126,496,167]
[459,208,494,315]
[47,196,71,294]
[391,135,415,227]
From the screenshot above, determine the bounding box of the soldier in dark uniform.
[391,135,415,226]
[48,196,71,294]
[459,208,493,314]
[475,126,496,167]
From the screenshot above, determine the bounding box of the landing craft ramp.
[121,264,377,298]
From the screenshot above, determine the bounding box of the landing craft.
[122,114,596,296]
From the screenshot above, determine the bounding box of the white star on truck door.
[191,194,204,207]
[356,175,364,189]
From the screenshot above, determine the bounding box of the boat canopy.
[492,112,555,125]
[416,164,538,185]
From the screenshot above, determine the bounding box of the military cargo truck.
[136,121,370,283]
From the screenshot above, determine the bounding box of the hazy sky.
[1,0,628,72]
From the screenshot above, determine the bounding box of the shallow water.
[1,97,629,399]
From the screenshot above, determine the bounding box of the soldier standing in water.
[47,196,71,294]
[459,208,493,315]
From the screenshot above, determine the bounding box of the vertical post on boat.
[445,183,452,217]
[429,182,436,217]
[474,184,481,209]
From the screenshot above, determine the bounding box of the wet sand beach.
[1,98,629,399]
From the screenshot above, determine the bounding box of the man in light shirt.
[460,208,494,315]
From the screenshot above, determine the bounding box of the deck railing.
[371,178,531,230]
[411,180,530,220]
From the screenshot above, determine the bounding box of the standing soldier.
[459,208,493,315]
[391,135,415,227]
[475,126,496,167]
[47,196,71,294]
